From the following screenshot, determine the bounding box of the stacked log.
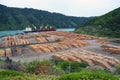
[15,47,22,54]
[96,37,108,44]
[46,31,98,40]
[29,39,88,53]
[53,49,120,69]
[102,44,120,54]
[29,45,42,53]
[0,49,5,57]
[18,33,45,39]
[0,48,12,57]
[5,48,12,57]
[2,39,29,47]
[36,37,48,43]
[46,36,60,42]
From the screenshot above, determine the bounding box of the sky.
[0,0,120,17]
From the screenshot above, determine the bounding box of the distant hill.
[75,7,120,38]
[0,4,93,31]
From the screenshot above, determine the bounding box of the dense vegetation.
[59,72,119,80]
[0,4,93,31]
[0,58,120,80]
[75,7,120,38]
[0,70,58,80]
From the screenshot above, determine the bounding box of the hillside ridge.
[0,4,93,31]
[75,7,120,38]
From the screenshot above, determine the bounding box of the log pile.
[18,32,48,39]
[96,37,108,44]
[0,48,12,57]
[0,49,5,57]
[18,34,41,39]
[36,36,62,43]
[0,47,22,57]
[53,49,120,69]
[15,47,22,54]
[1,36,29,47]
[46,31,99,40]
[102,44,120,54]
[5,48,12,57]
[36,37,48,43]
[29,39,88,53]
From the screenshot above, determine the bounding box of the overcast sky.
[0,0,120,17]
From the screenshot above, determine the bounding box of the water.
[0,28,75,37]
[0,30,24,37]
[57,28,75,32]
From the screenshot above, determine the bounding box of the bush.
[24,60,41,73]
[59,72,119,80]
[0,57,26,72]
[56,60,88,73]
[0,70,23,80]
[52,65,65,75]
[24,60,54,74]
[0,70,58,80]
[33,60,53,75]
[82,66,106,73]
[115,64,120,74]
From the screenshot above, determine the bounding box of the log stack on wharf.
[29,38,88,53]
[0,36,29,47]
[96,37,108,44]
[5,48,12,57]
[0,47,23,57]
[46,31,98,40]
[18,32,49,39]
[102,44,120,54]
[36,37,48,43]
[0,48,11,57]
[0,49,5,57]
[46,31,109,41]
[53,49,120,69]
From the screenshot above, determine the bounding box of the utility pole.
[68,62,71,73]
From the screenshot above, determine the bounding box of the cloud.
[0,0,120,16]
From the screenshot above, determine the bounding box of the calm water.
[0,30,24,37]
[0,28,75,37]
[56,28,75,32]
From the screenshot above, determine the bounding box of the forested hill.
[75,7,120,38]
[0,4,93,31]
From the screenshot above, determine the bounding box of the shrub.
[24,60,41,73]
[115,64,120,74]
[0,70,23,80]
[59,72,119,80]
[56,60,88,73]
[33,60,53,75]
[24,60,54,74]
[82,66,106,73]
[52,65,65,75]
[0,70,58,80]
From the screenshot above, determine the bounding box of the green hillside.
[0,4,93,31]
[75,7,120,38]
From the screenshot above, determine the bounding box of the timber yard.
[0,31,120,69]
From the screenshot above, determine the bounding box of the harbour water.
[0,28,75,37]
